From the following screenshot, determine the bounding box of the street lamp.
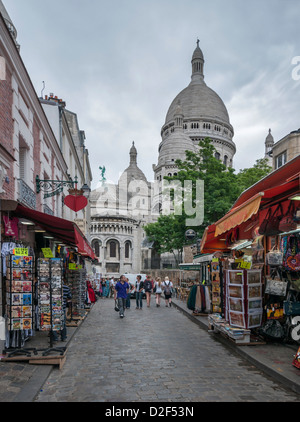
[81,183,91,199]
[36,175,90,199]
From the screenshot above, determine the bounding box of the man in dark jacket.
[114,275,129,318]
[135,275,144,310]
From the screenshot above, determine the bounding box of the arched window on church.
[125,241,131,259]
[223,155,228,167]
[214,152,220,160]
[92,240,100,258]
[110,241,116,258]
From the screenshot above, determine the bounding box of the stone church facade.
[90,41,237,277]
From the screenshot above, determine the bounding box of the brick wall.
[0,64,15,199]
[32,118,41,210]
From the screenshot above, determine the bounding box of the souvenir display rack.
[5,253,35,356]
[225,269,263,329]
[66,267,87,319]
[37,258,66,355]
[211,259,223,313]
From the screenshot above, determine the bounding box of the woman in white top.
[154,277,162,307]
[162,276,173,307]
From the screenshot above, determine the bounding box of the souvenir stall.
[66,260,88,325]
[1,202,95,363]
[201,156,300,351]
[4,253,35,356]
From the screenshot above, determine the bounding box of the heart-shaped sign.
[64,195,88,212]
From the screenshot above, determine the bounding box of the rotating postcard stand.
[37,258,66,356]
[4,253,37,358]
[66,267,86,323]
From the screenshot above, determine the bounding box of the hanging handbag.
[265,269,287,297]
[266,245,283,266]
[283,300,300,316]
[114,300,119,312]
[283,236,300,272]
[265,279,287,296]
[278,202,297,232]
[266,302,284,319]
[259,204,282,236]
[286,272,300,292]
[260,319,285,340]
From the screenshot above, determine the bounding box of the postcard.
[22,293,32,306]
[23,306,32,318]
[12,293,22,306]
[22,318,32,330]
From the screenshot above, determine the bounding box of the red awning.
[214,192,263,237]
[200,224,229,254]
[232,155,300,209]
[13,204,95,260]
[200,156,300,253]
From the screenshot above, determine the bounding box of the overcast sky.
[5,0,300,189]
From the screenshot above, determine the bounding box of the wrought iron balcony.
[43,204,54,216]
[18,179,36,209]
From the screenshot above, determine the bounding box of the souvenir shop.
[0,201,95,359]
[198,155,300,368]
[179,258,213,315]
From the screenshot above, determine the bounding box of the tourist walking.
[154,277,162,307]
[135,275,144,310]
[114,275,129,318]
[144,275,153,307]
[101,278,106,297]
[109,277,115,297]
[162,276,173,307]
[126,278,135,308]
[105,278,110,298]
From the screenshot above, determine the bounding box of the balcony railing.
[18,179,36,209]
[43,204,54,216]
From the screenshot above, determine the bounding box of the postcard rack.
[66,268,87,319]
[4,253,35,356]
[225,269,263,329]
[37,258,65,355]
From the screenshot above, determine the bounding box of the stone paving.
[34,298,300,402]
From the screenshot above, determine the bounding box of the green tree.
[144,214,186,266]
[166,137,241,234]
[144,138,272,262]
[236,157,272,192]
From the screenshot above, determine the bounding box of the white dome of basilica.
[165,82,230,126]
[154,40,236,180]
[158,103,196,167]
[119,141,148,185]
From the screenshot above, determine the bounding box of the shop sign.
[41,248,54,258]
[240,260,252,270]
[13,248,28,256]
[234,259,252,269]
[68,263,83,270]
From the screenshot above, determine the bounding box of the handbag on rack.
[283,235,300,272]
[283,300,300,316]
[286,272,300,292]
[266,302,284,319]
[260,319,286,340]
[265,269,287,297]
[278,202,297,233]
[259,204,283,236]
[266,245,283,266]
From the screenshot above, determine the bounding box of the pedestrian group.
[114,275,173,319]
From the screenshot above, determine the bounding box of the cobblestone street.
[34,298,299,402]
